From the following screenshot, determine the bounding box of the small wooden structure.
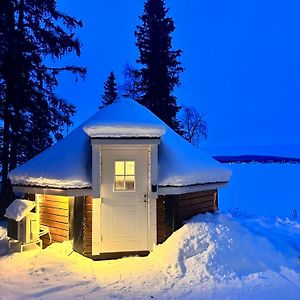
[8,98,231,259]
[5,199,43,251]
[157,190,218,243]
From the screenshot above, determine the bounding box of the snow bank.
[148,213,300,282]
[5,199,36,221]
[9,98,231,190]
[0,213,299,299]
[0,222,8,256]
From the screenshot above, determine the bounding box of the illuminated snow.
[5,199,36,221]
[0,213,299,299]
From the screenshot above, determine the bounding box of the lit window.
[114,161,135,191]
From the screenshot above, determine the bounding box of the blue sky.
[57,0,300,148]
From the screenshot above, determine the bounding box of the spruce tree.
[101,71,118,107]
[0,0,86,213]
[135,0,184,132]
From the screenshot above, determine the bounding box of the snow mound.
[5,199,36,221]
[0,214,299,299]
[0,222,8,256]
[149,213,300,283]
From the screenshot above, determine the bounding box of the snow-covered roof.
[9,97,231,190]
[5,199,36,221]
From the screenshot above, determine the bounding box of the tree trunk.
[0,0,15,215]
[1,104,10,214]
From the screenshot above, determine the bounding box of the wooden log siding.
[83,196,93,257]
[157,196,166,244]
[39,195,70,246]
[157,189,218,244]
[176,190,218,220]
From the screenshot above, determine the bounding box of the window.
[114,161,135,191]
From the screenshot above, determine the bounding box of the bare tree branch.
[181,106,208,146]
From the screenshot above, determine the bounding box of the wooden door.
[100,148,149,253]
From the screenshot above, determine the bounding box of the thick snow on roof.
[5,199,36,221]
[9,97,231,189]
[158,128,230,186]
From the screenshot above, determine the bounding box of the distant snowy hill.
[204,144,300,158]
[203,145,300,163]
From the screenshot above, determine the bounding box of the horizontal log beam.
[40,201,69,210]
[51,233,69,243]
[40,219,69,230]
[49,227,69,238]
[39,213,68,224]
[43,195,69,203]
[40,207,68,217]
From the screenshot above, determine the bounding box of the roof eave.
[12,184,92,197]
[158,181,228,195]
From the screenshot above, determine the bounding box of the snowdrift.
[0,213,299,299]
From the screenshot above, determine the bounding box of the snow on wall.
[9,98,231,189]
[5,199,36,221]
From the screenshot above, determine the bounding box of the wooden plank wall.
[157,195,166,244]
[157,189,218,244]
[176,189,217,221]
[83,196,93,257]
[39,195,70,246]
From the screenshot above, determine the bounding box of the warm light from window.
[114,161,135,191]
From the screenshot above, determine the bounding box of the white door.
[100,148,149,253]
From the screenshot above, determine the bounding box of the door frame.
[91,140,159,256]
[100,145,149,253]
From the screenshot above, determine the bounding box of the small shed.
[8,97,231,259]
[5,199,42,251]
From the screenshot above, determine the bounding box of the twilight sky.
[57,0,300,148]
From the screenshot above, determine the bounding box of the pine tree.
[0,0,86,213]
[135,0,184,133]
[101,71,118,107]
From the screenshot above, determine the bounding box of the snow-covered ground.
[0,213,299,300]
[0,163,299,299]
[220,163,300,218]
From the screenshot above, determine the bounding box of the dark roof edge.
[158,181,228,195]
[12,185,92,197]
[158,181,228,188]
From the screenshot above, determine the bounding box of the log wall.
[83,195,93,257]
[39,195,71,246]
[157,189,218,244]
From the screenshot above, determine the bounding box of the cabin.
[7,97,231,259]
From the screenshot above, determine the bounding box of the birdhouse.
[5,199,42,251]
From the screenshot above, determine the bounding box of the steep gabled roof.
[9,97,231,189]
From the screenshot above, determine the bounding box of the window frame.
[114,160,136,192]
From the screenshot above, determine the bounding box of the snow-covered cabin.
[8,98,231,258]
